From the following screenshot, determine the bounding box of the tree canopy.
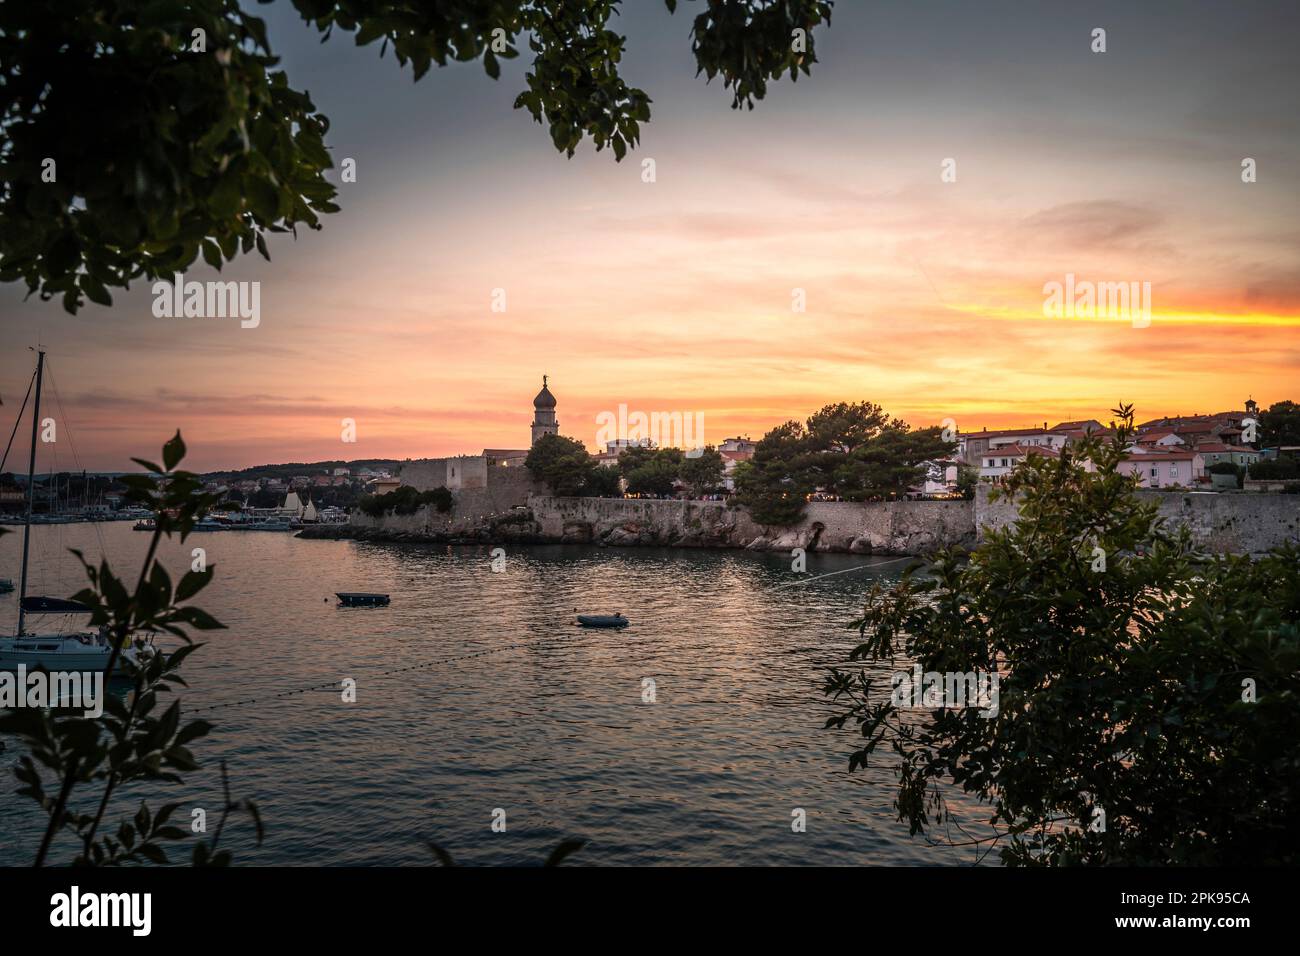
[0,0,834,312]
[678,445,725,496]
[624,451,681,497]
[525,433,595,496]
[1259,399,1300,448]
[735,401,955,524]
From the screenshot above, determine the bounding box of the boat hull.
[336,593,390,607]
[0,636,147,674]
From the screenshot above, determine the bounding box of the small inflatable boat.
[576,613,629,628]
[337,592,390,607]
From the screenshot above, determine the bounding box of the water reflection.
[1,524,992,865]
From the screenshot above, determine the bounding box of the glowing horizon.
[1,2,1296,472]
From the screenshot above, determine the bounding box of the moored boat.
[0,599,153,674]
[576,613,629,628]
[336,592,390,607]
[0,351,155,675]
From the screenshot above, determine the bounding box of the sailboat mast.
[16,350,45,637]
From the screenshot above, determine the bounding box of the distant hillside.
[201,459,402,482]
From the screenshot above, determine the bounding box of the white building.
[979,443,1061,482]
[719,436,757,454]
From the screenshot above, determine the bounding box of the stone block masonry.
[974,484,1299,556]
[527,495,976,554]
[310,475,1298,557]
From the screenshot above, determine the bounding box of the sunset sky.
[2,0,1297,472]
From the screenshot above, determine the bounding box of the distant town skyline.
[0,376,1284,476]
[2,0,1297,471]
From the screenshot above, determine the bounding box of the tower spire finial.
[543,374,548,388]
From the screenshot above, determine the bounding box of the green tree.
[1258,400,1300,448]
[678,445,725,496]
[734,404,954,522]
[616,444,657,478]
[625,453,680,497]
[581,464,623,498]
[525,432,595,497]
[733,420,815,524]
[0,0,834,312]
[805,401,895,453]
[823,405,1300,865]
[358,484,455,516]
[956,463,978,500]
[1250,457,1300,481]
[823,426,954,501]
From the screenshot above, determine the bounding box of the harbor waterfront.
[0,521,989,866]
[306,487,1300,558]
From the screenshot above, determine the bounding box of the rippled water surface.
[1,522,989,865]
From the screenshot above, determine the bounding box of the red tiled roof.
[1196,443,1258,454]
[962,427,1062,440]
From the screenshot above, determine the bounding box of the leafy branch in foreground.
[824,405,1300,865]
[2,0,834,312]
[0,432,262,866]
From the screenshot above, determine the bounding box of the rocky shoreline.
[294,519,776,550]
[295,500,971,555]
[296,521,556,547]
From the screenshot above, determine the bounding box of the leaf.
[136,843,168,865]
[426,840,456,866]
[201,238,223,270]
[176,568,214,602]
[543,838,586,867]
[175,607,226,630]
[162,431,186,471]
[175,719,213,747]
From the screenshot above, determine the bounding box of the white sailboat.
[0,351,153,676]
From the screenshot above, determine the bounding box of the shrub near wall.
[357,485,453,517]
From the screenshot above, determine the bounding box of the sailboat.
[0,351,154,675]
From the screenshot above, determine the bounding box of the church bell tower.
[531,375,558,446]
